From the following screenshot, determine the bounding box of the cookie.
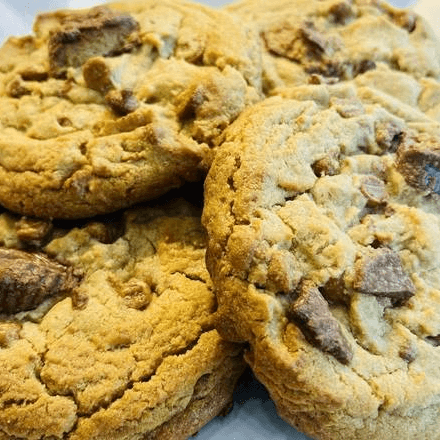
[0,0,262,219]
[225,0,440,92]
[0,198,244,439]
[272,62,440,135]
[202,81,440,439]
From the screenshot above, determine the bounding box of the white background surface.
[0,0,437,439]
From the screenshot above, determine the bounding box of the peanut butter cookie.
[0,198,244,439]
[0,0,262,218]
[225,0,440,92]
[202,81,440,439]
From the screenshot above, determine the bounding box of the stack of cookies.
[0,0,440,439]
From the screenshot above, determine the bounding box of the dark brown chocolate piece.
[395,135,440,194]
[48,6,139,76]
[426,335,440,347]
[0,248,81,314]
[19,68,48,82]
[320,276,350,306]
[288,280,353,364]
[354,248,415,301]
[360,176,388,206]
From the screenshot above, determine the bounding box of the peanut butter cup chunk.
[288,280,353,364]
[0,248,80,314]
[48,6,139,77]
[354,248,415,302]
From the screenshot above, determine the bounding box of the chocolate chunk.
[0,248,81,314]
[354,248,415,301]
[320,277,350,306]
[426,335,440,347]
[395,135,440,194]
[105,89,138,116]
[360,176,388,206]
[19,69,48,82]
[288,280,353,364]
[48,7,139,76]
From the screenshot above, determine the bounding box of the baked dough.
[0,198,244,439]
[0,0,262,218]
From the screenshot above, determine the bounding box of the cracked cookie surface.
[225,0,440,93]
[0,198,244,440]
[0,0,262,219]
[202,80,440,439]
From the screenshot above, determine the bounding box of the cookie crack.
[64,332,204,435]
[170,270,206,284]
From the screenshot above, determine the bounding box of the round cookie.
[0,198,245,440]
[225,0,440,91]
[202,82,440,439]
[0,0,262,219]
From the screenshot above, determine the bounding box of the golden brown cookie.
[0,198,244,439]
[225,0,440,92]
[0,0,262,219]
[202,79,440,439]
